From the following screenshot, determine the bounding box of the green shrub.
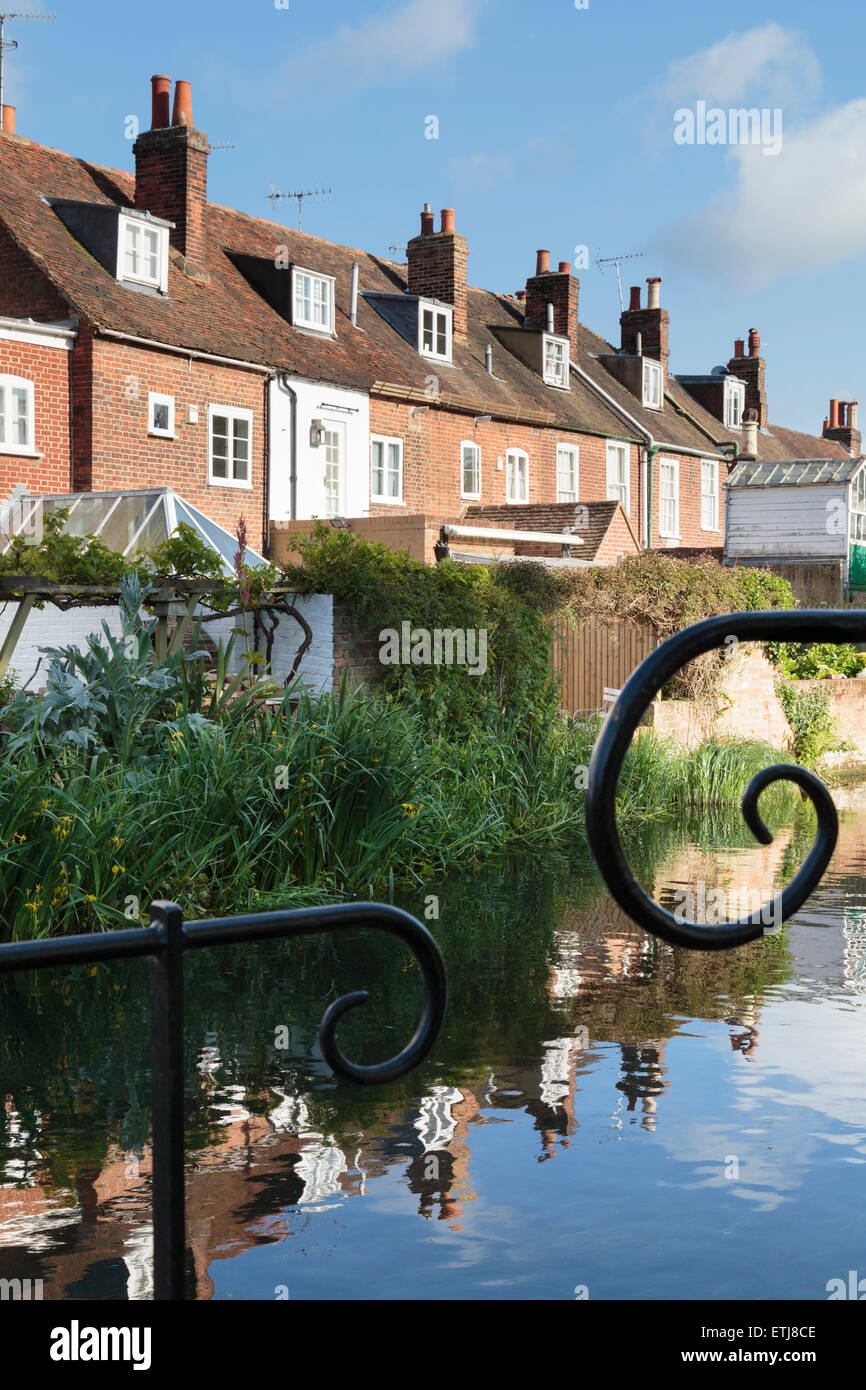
[775,679,843,766]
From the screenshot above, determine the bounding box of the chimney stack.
[407,204,469,337]
[727,330,767,428]
[823,397,861,456]
[524,247,580,361]
[1,105,15,135]
[134,75,210,279]
[741,409,759,460]
[620,275,670,381]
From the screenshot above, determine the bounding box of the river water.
[3,790,866,1301]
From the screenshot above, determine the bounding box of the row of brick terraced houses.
[0,75,861,571]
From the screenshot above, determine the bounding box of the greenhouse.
[0,487,267,574]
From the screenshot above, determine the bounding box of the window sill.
[371,495,406,506]
[461,492,482,502]
[209,477,253,490]
[149,431,175,440]
[543,378,570,391]
[0,447,42,459]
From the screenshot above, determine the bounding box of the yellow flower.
[111,864,125,875]
[110,836,122,849]
[12,832,27,843]
[85,894,97,903]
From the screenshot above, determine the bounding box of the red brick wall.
[368,397,642,529]
[88,337,267,545]
[0,335,72,493]
[0,226,70,320]
[650,451,726,549]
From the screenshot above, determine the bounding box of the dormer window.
[542,335,569,390]
[642,358,662,410]
[118,215,168,293]
[725,378,746,429]
[292,267,335,334]
[419,301,452,363]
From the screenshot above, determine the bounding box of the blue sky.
[4,0,865,434]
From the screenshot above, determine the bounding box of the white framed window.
[851,465,866,543]
[292,266,335,334]
[370,434,403,503]
[724,378,746,429]
[0,375,35,455]
[208,405,253,487]
[542,334,570,390]
[642,358,662,410]
[659,457,679,538]
[701,458,719,531]
[418,301,453,363]
[118,215,168,293]
[606,441,630,513]
[556,444,579,502]
[506,449,529,503]
[461,441,481,499]
[148,392,175,438]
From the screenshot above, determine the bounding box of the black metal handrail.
[586,609,856,950]
[0,899,448,1300]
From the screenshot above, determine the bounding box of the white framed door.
[322,421,346,517]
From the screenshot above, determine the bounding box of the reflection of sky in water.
[4,804,866,1300]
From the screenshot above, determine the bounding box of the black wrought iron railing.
[586,609,850,949]
[0,899,448,1300]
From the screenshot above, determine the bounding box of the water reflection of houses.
[4,831,835,1299]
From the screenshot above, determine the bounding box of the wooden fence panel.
[551,616,658,715]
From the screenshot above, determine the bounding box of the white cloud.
[292,0,487,91]
[654,98,866,287]
[661,22,821,109]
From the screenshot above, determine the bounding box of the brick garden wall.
[651,643,866,753]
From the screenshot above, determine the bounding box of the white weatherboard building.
[724,456,866,598]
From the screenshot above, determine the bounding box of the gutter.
[97,328,273,374]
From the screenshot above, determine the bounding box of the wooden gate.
[551,616,658,715]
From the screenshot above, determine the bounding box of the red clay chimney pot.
[734,338,745,358]
[151,75,171,129]
[172,79,193,128]
[440,208,455,234]
[558,260,571,274]
[1,105,15,135]
[628,285,641,311]
[748,327,760,357]
[829,399,840,428]
[420,205,435,235]
[536,249,550,276]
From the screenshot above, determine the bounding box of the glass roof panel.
[0,489,266,573]
[100,494,169,555]
[175,497,267,570]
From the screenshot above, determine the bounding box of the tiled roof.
[0,131,849,463]
[463,499,638,562]
[0,134,627,439]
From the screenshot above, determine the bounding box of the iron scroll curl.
[182,900,448,1084]
[584,609,866,951]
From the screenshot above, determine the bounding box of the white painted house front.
[268,376,370,524]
